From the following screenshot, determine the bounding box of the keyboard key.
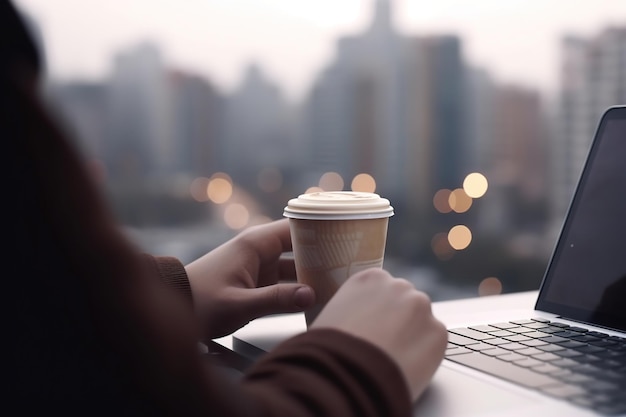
[510,319,536,325]
[540,384,587,398]
[446,346,473,356]
[557,340,587,349]
[468,325,500,332]
[531,318,550,323]
[519,339,548,347]
[556,373,594,384]
[508,327,536,334]
[483,338,511,346]
[449,328,494,340]
[488,322,519,329]
[489,330,516,337]
[536,344,565,352]
[570,334,601,343]
[482,348,511,357]
[502,334,532,342]
[523,331,551,338]
[497,352,527,362]
[532,363,563,374]
[521,322,550,329]
[466,343,498,352]
[537,326,569,334]
[553,349,583,358]
[516,347,544,356]
[514,358,544,368]
[533,352,561,361]
[575,345,606,354]
[498,342,527,351]
[553,330,584,338]
[581,379,621,392]
[551,358,580,368]
[539,335,569,344]
[448,333,480,346]
[567,326,589,333]
[446,352,561,388]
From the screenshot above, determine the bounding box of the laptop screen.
[536,106,626,332]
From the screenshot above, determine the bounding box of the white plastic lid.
[283,191,394,220]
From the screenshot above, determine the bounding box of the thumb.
[242,283,315,319]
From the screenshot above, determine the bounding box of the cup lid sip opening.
[283,191,394,220]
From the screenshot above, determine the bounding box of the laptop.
[228,105,626,416]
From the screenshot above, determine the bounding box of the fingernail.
[294,286,314,308]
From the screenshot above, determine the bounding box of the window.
[15,0,626,301]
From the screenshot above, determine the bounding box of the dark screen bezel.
[534,106,626,332]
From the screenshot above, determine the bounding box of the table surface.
[212,290,539,360]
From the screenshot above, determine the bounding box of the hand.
[311,268,448,402]
[185,219,315,340]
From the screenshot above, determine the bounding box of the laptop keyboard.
[445,318,626,415]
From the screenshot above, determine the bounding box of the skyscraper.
[304,0,467,219]
[555,27,626,222]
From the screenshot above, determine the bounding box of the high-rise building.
[304,0,467,218]
[555,27,626,222]
[304,0,410,196]
[107,42,171,181]
[223,63,297,190]
[167,70,224,178]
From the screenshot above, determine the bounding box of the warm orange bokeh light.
[433,189,452,213]
[208,176,233,204]
[190,176,210,202]
[223,203,249,230]
[431,232,455,260]
[351,173,376,192]
[478,277,503,296]
[319,172,344,191]
[449,188,473,213]
[304,186,324,194]
[463,172,489,198]
[448,225,472,250]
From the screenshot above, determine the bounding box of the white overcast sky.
[13,0,626,101]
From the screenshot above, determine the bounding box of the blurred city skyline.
[14,0,626,101]
[13,0,626,299]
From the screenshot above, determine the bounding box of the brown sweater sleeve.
[141,254,193,305]
[141,252,412,416]
[241,328,412,417]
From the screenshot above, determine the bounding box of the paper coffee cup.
[283,191,394,326]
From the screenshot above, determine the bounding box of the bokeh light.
[449,188,473,213]
[478,277,503,296]
[190,176,210,202]
[431,232,455,260]
[351,173,376,192]
[224,203,249,230]
[208,173,233,204]
[257,167,283,193]
[433,189,452,213]
[305,186,324,194]
[319,171,344,191]
[463,172,489,198]
[448,225,472,250]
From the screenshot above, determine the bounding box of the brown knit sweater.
[4,1,411,416]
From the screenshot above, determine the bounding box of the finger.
[278,256,297,282]
[242,219,293,258]
[240,283,315,319]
